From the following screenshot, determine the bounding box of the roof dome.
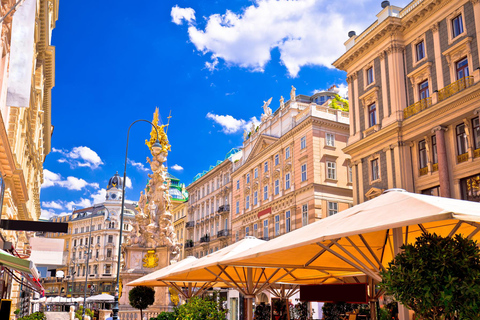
[107,172,123,190]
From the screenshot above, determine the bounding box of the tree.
[254,302,271,320]
[380,233,480,320]
[129,286,155,320]
[175,295,227,320]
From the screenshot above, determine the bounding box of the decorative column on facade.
[346,75,355,137]
[431,22,444,90]
[462,118,474,161]
[378,51,390,124]
[386,42,407,121]
[351,161,359,205]
[383,146,394,189]
[353,72,361,141]
[432,126,451,198]
[357,160,364,204]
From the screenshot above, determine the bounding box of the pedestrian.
[106,312,113,320]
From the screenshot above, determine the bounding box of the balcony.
[217,230,230,238]
[457,153,469,164]
[403,97,432,119]
[474,149,480,158]
[419,167,428,176]
[185,240,194,248]
[218,205,230,213]
[186,221,195,228]
[432,163,439,172]
[200,235,210,243]
[438,76,474,102]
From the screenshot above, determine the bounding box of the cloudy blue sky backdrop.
[40,0,410,219]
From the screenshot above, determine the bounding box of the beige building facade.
[185,155,235,258]
[0,0,58,313]
[231,89,352,242]
[335,0,480,204]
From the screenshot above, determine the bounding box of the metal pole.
[112,120,161,320]
[82,212,95,320]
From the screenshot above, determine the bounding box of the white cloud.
[42,201,63,210]
[41,169,99,191]
[173,0,410,77]
[128,159,149,172]
[313,83,348,99]
[53,146,103,169]
[40,209,56,220]
[91,189,107,205]
[66,198,92,211]
[206,113,261,134]
[171,5,196,25]
[171,164,184,171]
[125,177,132,189]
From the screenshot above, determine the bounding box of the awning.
[0,249,39,278]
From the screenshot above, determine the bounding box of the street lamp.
[112,120,162,320]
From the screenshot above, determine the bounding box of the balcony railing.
[200,235,210,243]
[185,240,194,248]
[438,76,474,102]
[217,230,230,238]
[403,97,432,119]
[474,149,480,158]
[457,152,469,163]
[218,205,230,213]
[432,163,439,172]
[186,221,195,228]
[419,167,428,176]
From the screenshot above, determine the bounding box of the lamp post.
[112,120,162,320]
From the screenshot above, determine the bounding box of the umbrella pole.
[393,228,409,320]
[246,268,254,320]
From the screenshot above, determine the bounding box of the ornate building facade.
[42,173,137,298]
[334,0,480,203]
[185,151,237,258]
[0,0,58,311]
[231,88,353,242]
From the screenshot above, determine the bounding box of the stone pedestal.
[119,245,171,312]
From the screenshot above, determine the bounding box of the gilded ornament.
[143,250,159,268]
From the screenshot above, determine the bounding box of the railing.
[184,240,194,248]
[399,0,424,18]
[438,76,474,102]
[403,97,432,119]
[457,153,469,163]
[217,229,230,238]
[419,167,428,176]
[218,205,230,213]
[432,163,438,172]
[475,149,480,158]
[186,221,195,228]
[118,308,174,320]
[200,235,210,243]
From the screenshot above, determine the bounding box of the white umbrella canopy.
[86,293,114,302]
[225,190,480,283]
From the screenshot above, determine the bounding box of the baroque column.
[432,126,451,198]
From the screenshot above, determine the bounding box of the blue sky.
[40,0,411,219]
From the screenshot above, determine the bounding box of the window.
[254,168,258,179]
[285,211,291,233]
[327,161,336,180]
[246,174,250,184]
[456,123,468,155]
[105,265,111,274]
[253,223,258,237]
[66,240,69,249]
[225,218,228,230]
[108,235,113,243]
[274,180,279,195]
[254,191,258,206]
[302,204,308,227]
[79,251,82,259]
[263,185,268,201]
[285,173,291,189]
[366,67,374,85]
[452,14,464,38]
[416,41,425,61]
[81,227,84,233]
[235,231,239,242]
[371,159,380,181]
[96,250,99,258]
[328,202,338,216]
[263,220,269,239]
[348,166,353,183]
[275,215,280,236]
[246,196,250,209]
[80,239,83,246]
[86,226,89,232]
[432,135,438,164]
[274,154,279,166]
[236,180,240,190]
[326,133,335,147]
[301,136,306,150]
[236,201,240,214]
[264,161,268,173]
[107,249,112,258]
[419,80,429,100]
[368,103,377,127]
[73,239,77,247]
[456,57,469,80]
[473,118,480,150]
[285,147,291,159]
[419,140,428,169]
[301,164,307,182]
[245,226,250,236]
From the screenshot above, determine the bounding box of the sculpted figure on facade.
[290,85,296,101]
[280,96,284,109]
[261,97,273,122]
[126,108,180,264]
